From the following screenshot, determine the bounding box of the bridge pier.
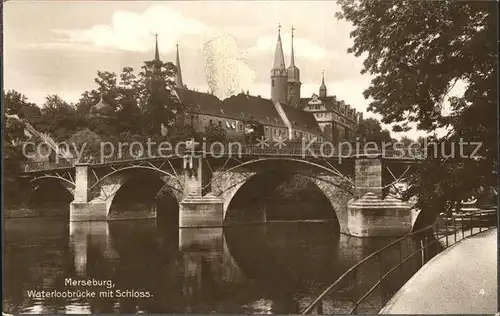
[348,156,412,237]
[179,156,224,228]
[70,164,107,221]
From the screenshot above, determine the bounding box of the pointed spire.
[319,69,327,97]
[154,34,160,62]
[290,25,295,66]
[175,43,184,88]
[273,23,286,69]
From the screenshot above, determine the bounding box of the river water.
[3,216,424,314]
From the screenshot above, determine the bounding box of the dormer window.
[196,104,202,111]
[220,109,225,115]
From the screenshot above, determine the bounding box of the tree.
[68,128,102,162]
[350,117,392,145]
[138,59,183,136]
[3,114,28,207]
[39,94,81,140]
[399,136,414,147]
[3,90,43,125]
[116,67,143,135]
[94,70,119,110]
[337,0,498,216]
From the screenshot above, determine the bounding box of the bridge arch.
[209,158,354,234]
[90,165,183,193]
[102,169,182,223]
[28,177,75,213]
[30,175,75,196]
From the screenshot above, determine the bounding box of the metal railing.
[20,142,422,173]
[302,209,497,315]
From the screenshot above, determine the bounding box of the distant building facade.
[170,39,324,142]
[98,28,361,143]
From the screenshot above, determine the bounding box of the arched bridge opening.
[29,178,74,217]
[220,159,354,233]
[108,171,179,226]
[226,171,339,228]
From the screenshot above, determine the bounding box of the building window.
[218,121,222,128]
[272,79,275,87]
[209,119,213,126]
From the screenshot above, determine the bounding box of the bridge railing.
[20,159,76,172]
[20,141,423,172]
[203,142,423,158]
[301,209,497,315]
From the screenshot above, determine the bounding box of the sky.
[3,1,450,139]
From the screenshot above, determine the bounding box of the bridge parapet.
[20,142,422,173]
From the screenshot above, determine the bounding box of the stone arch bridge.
[21,147,418,237]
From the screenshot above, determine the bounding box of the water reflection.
[4,217,417,314]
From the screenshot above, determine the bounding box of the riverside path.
[380,228,498,314]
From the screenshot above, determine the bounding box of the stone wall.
[179,196,224,227]
[348,193,412,237]
[70,201,107,221]
[354,158,382,198]
[4,204,69,219]
[107,203,156,221]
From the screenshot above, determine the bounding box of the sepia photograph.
[2,0,498,314]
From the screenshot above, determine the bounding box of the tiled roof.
[176,88,323,135]
[177,89,288,127]
[223,93,287,127]
[281,103,322,134]
[175,87,233,118]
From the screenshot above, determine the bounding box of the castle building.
[135,27,361,143]
[268,26,361,141]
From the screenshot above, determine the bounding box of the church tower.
[175,43,184,88]
[319,70,327,98]
[271,24,288,104]
[150,34,164,92]
[287,26,301,107]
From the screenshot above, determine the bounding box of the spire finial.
[272,23,286,69]
[154,33,160,62]
[290,25,296,66]
[175,42,184,88]
[320,69,327,97]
